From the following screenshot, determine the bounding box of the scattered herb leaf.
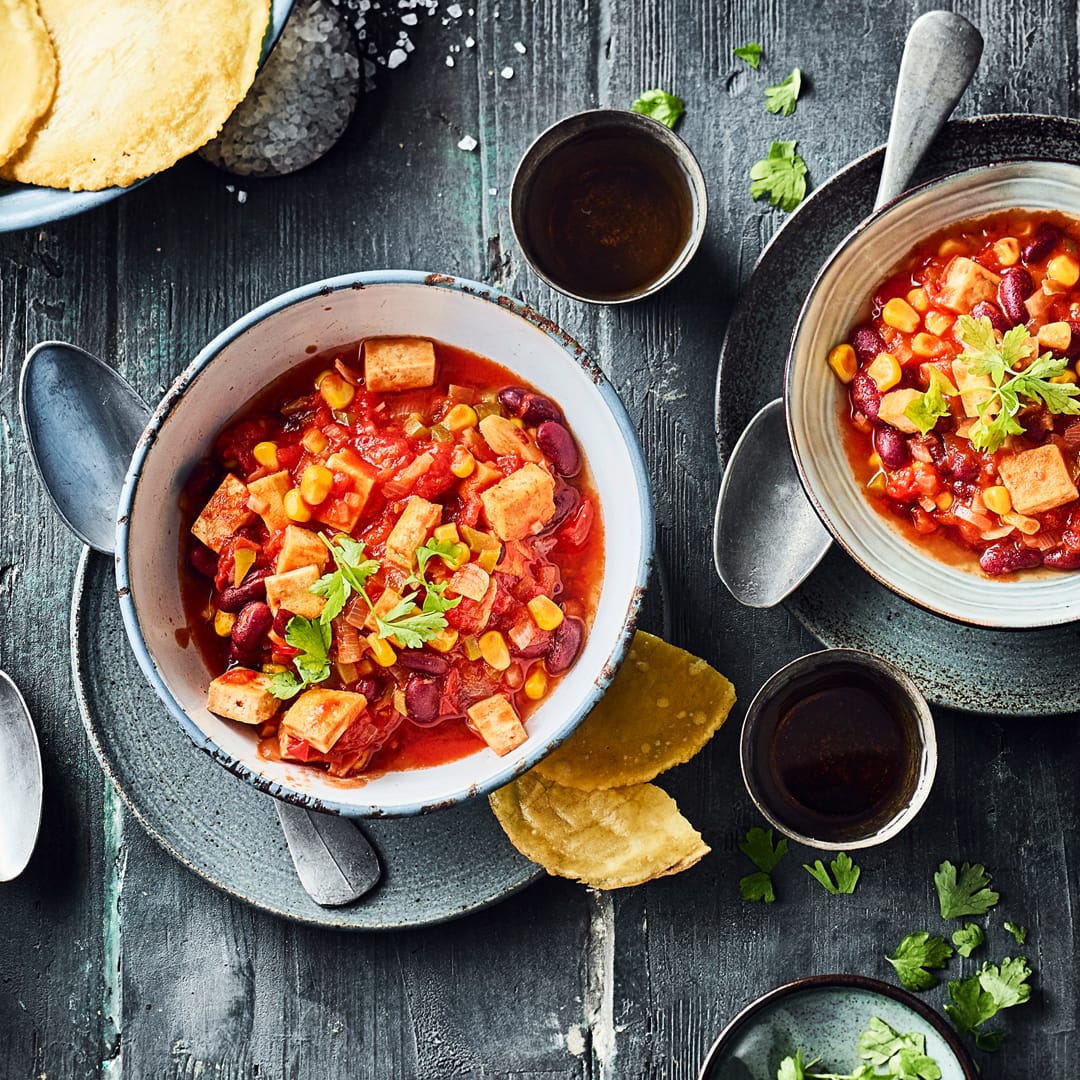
[764,67,802,116]
[904,368,959,436]
[777,1017,941,1080]
[1004,921,1027,945]
[776,1048,812,1080]
[739,870,776,903]
[952,923,984,958]
[739,827,788,872]
[750,139,808,212]
[733,41,763,69]
[804,851,861,895]
[945,957,1033,1050]
[374,591,451,648]
[312,534,380,624]
[406,538,464,614]
[935,860,1000,919]
[267,615,332,700]
[630,88,685,129]
[886,932,954,992]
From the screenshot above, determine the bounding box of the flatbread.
[0,0,57,166]
[0,0,270,190]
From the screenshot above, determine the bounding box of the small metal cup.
[510,109,708,304]
[740,649,938,850]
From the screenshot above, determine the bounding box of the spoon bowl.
[0,670,43,881]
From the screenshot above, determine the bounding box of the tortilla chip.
[0,0,270,190]
[489,771,709,890]
[0,0,57,166]
[534,630,736,789]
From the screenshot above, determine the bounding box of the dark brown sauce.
[756,669,920,842]
[522,131,693,299]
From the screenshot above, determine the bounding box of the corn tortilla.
[0,0,57,167]
[533,630,736,790]
[0,0,270,191]
[490,772,709,890]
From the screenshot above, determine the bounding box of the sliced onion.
[979,525,1015,540]
[1022,530,1061,552]
[918,496,938,512]
[953,503,993,531]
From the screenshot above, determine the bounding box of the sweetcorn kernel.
[443,403,479,432]
[867,352,902,392]
[479,630,511,671]
[993,237,1020,266]
[428,628,459,653]
[882,297,921,334]
[1004,511,1041,535]
[319,372,356,410]
[1052,370,1078,384]
[302,428,329,454]
[911,332,946,358]
[935,491,954,510]
[214,609,236,636]
[450,448,476,478]
[524,667,548,700]
[924,310,954,336]
[983,486,1012,515]
[938,238,966,258]
[527,595,564,631]
[1048,254,1080,288]
[1038,321,1072,352]
[827,343,857,384]
[283,488,311,522]
[367,633,397,667]
[300,464,333,506]
[253,441,279,469]
[906,287,930,313]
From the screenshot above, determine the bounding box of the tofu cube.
[937,256,1001,313]
[998,444,1079,516]
[315,448,377,533]
[467,694,528,756]
[478,414,543,462]
[264,565,326,619]
[191,474,255,553]
[951,357,996,418]
[207,668,281,726]
[281,688,368,754]
[876,388,923,434]
[363,338,437,393]
[480,463,556,541]
[448,562,491,602]
[246,470,291,533]
[385,496,442,569]
[276,525,330,575]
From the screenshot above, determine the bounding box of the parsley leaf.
[945,957,1033,1050]
[935,860,1000,919]
[750,139,808,212]
[904,368,959,436]
[312,534,379,624]
[630,88,685,129]
[1004,921,1027,945]
[733,41,762,69]
[266,615,332,700]
[885,932,954,991]
[739,870,776,903]
[406,539,464,615]
[951,922,984,958]
[764,67,802,116]
[776,1049,813,1080]
[374,591,451,648]
[804,852,860,895]
[858,1018,941,1079]
[740,827,788,872]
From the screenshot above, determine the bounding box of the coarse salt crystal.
[387,47,407,68]
[464,35,475,47]
[500,65,513,78]
[458,135,478,151]
[513,41,526,53]
[488,187,497,195]
[447,2,462,15]
[446,55,454,66]
[237,190,248,204]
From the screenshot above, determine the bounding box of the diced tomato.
[216,419,268,474]
[413,443,456,500]
[885,467,920,502]
[557,498,594,549]
[283,736,317,762]
[276,443,304,470]
[912,507,938,534]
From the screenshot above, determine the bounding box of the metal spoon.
[0,670,43,881]
[713,10,984,608]
[19,340,381,907]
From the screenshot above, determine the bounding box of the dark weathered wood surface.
[2,1,1077,1077]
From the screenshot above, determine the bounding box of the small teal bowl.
[115,271,654,818]
[698,974,977,1080]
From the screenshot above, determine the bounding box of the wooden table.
[3,2,1076,1076]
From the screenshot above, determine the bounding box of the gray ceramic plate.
[70,548,542,930]
[698,974,977,1080]
[715,114,1080,716]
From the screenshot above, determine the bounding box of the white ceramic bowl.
[787,159,1080,629]
[116,271,654,816]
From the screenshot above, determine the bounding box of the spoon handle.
[875,11,983,210]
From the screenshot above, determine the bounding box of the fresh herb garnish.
[629,88,685,129]
[952,922,984,958]
[750,139,808,212]
[738,826,788,903]
[764,67,802,116]
[804,851,861,895]
[1004,921,1028,946]
[955,315,1080,452]
[312,534,380,624]
[945,956,1033,1050]
[904,368,959,436]
[935,859,999,919]
[405,538,465,615]
[267,616,332,700]
[777,1017,941,1080]
[886,932,954,992]
[733,41,763,69]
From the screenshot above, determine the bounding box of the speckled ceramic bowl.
[698,974,977,1080]
[787,159,1080,629]
[116,271,653,817]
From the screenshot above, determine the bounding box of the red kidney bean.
[851,325,887,364]
[539,486,580,535]
[873,425,909,469]
[190,544,218,580]
[1042,547,1080,571]
[979,543,1043,575]
[852,372,881,421]
[230,601,273,662]
[1022,223,1062,265]
[914,433,946,468]
[497,386,527,414]
[405,675,441,725]
[519,392,561,425]
[546,616,584,674]
[997,267,1035,325]
[353,676,384,702]
[536,421,581,477]
[217,567,270,613]
[1065,320,1080,359]
[398,651,450,676]
[970,300,1009,335]
[272,607,295,636]
[943,436,979,482]
[511,633,553,659]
